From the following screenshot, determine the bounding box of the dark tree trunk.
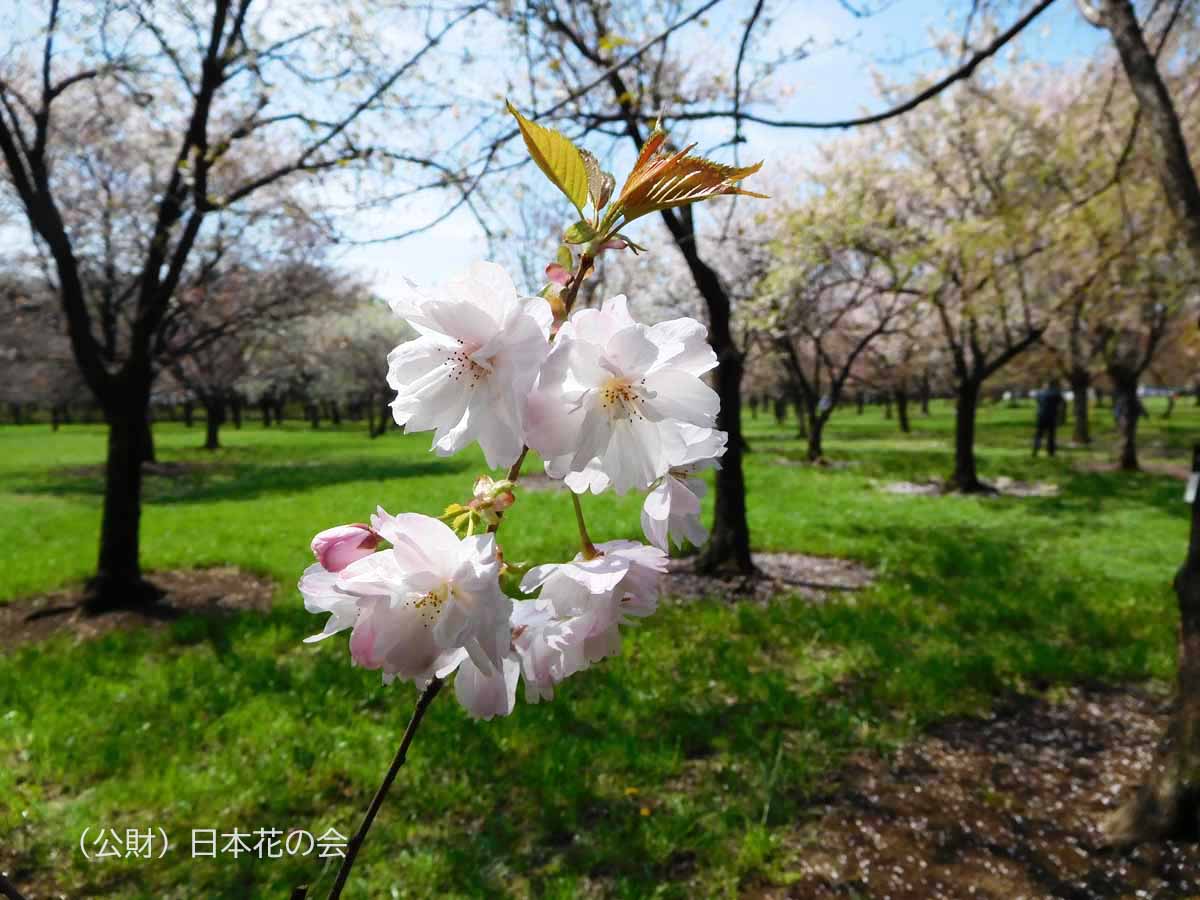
[884,396,893,419]
[260,397,273,427]
[138,414,156,464]
[51,406,61,431]
[920,374,931,415]
[1165,394,1176,420]
[230,394,243,429]
[1071,370,1091,444]
[1094,0,1200,268]
[1113,377,1141,471]
[366,397,376,435]
[697,346,754,574]
[204,396,225,451]
[806,409,824,461]
[773,396,787,426]
[950,380,989,493]
[895,388,911,434]
[329,401,341,426]
[371,398,390,438]
[1194,382,1199,406]
[84,385,162,614]
[307,403,320,430]
[183,400,194,427]
[9,403,22,424]
[1103,445,1200,845]
[274,398,286,423]
[856,392,865,415]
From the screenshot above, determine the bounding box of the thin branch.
[324,678,444,900]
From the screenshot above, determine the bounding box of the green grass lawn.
[0,397,1197,898]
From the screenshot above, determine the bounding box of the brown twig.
[0,872,28,900]
[323,677,444,900]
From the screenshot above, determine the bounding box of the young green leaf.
[563,220,598,244]
[506,100,590,214]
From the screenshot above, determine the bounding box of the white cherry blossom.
[524,296,719,494]
[387,261,552,469]
[300,510,512,688]
[641,425,727,551]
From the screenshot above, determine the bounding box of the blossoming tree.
[293,107,762,898]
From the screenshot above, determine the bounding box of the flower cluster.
[299,260,726,719]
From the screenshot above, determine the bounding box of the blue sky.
[343,0,1111,298]
[0,0,1112,301]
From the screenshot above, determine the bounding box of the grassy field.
[0,397,1197,898]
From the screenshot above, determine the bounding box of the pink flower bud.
[545,263,571,285]
[492,491,515,511]
[311,524,379,572]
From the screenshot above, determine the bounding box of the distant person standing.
[1033,380,1064,457]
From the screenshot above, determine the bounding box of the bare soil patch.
[0,567,276,652]
[881,477,1059,498]
[752,684,1200,899]
[1075,459,1192,481]
[665,552,874,604]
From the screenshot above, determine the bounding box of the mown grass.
[0,397,1196,898]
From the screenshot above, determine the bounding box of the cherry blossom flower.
[520,539,667,667]
[641,425,727,551]
[300,510,512,688]
[310,524,380,572]
[386,261,552,469]
[525,296,719,494]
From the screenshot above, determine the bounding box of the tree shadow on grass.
[10,458,469,505]
[1014,468,1187,526]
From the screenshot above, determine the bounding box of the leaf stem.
[325,677,444,900]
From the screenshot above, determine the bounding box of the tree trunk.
[1095,0,1200,269]
[1115,377,1141,472]
[371,398,390,438]
[230,394,243,429]
[260,398,273,427]
[950,380,989,493]
[329,401,341,426]
[1071,370,1091,444]
[1165,394,1176,420]
[51,406,61,431]
[10,402,22,424]
[856,392,865,415]
[895,388,911,434]
[183,400,194,427]
[1103,445,1200,844]
[773,396,787,426]
[806,411,824,461]
[307,403,320,430]
[920,375,931,415]
[138,414,156,464]
[884,396,892,419]
[204,396,225,451]
[1194,381,1199,406]
[274,398,286,423]
[696,347,754,574]
[366,397,376,435]
[84,386,162,614]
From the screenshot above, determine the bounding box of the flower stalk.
[571,491,599,560]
